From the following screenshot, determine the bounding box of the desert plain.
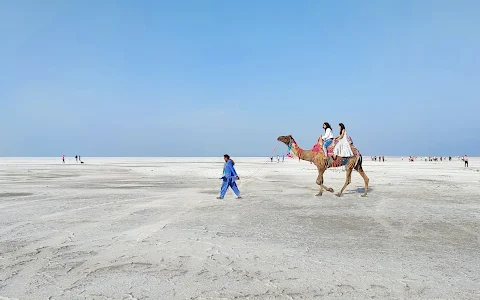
[0,157,479,299]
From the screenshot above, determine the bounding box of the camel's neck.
[288,139,314,162]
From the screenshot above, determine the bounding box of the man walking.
[217,154,241,199]
[464,155,468,167]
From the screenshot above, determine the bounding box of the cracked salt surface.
[0,157,479,299]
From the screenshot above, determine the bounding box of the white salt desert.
[0,157,479,299]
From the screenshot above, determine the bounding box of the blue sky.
[1,0,479,157]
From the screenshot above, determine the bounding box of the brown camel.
[277,135,369,197]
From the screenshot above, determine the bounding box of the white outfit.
[333,130,354,157]
[321,128,334,140]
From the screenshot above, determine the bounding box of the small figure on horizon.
[75,155,78,162]
[464,155,468,167]
[62,155,65,163]
[217,154,241,200]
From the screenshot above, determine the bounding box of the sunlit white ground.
[0,157,479,299]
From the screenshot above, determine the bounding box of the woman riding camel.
[332,123,354,160]
[319,122,334,156]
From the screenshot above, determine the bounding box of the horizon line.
[0,155,474,158]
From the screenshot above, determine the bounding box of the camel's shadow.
[338,187,373,196]
[355,187,373,194]
[323,187,373,196]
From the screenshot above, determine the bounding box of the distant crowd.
[62,155,84,164]
[370,155,469,167]
[270,155,285,163]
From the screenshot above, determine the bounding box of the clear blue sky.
[1,0,479,157]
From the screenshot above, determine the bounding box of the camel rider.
[320,122,334,155]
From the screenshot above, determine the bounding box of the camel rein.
[242,141,281,179]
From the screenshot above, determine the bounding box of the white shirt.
[322,128,334,140]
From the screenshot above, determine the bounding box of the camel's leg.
[353,156,369,197]
[315,169,324,196]
[357,168,369,197]
[336,168,352,197]
[323,185,334,194]
[315,167,334,196]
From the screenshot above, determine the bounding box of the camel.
[277,135,369,197]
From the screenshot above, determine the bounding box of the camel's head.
[277,135,293,146]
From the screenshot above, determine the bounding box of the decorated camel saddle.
[312,136,360,168]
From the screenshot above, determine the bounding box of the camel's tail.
[354,154,363,171]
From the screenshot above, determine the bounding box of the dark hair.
[224,154,230,159]
[323,122,331,131]
[339,123,346,133]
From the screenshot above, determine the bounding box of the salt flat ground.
[0,157,479,300]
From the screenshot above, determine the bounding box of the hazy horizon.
[0,155,474,159]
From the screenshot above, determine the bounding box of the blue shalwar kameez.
[219,159,240,198]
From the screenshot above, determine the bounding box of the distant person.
[464,155,468,167]
[270,157,273,162]
[75,155,78,162]
[217,154,241,199]
[319,122,334,156]
[382,156,385,162]
[277,155,280,163]
[282,155,284,162]
[62,155,65,163]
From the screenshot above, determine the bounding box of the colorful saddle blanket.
[312,136,359,159]
[311,139,338,157]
